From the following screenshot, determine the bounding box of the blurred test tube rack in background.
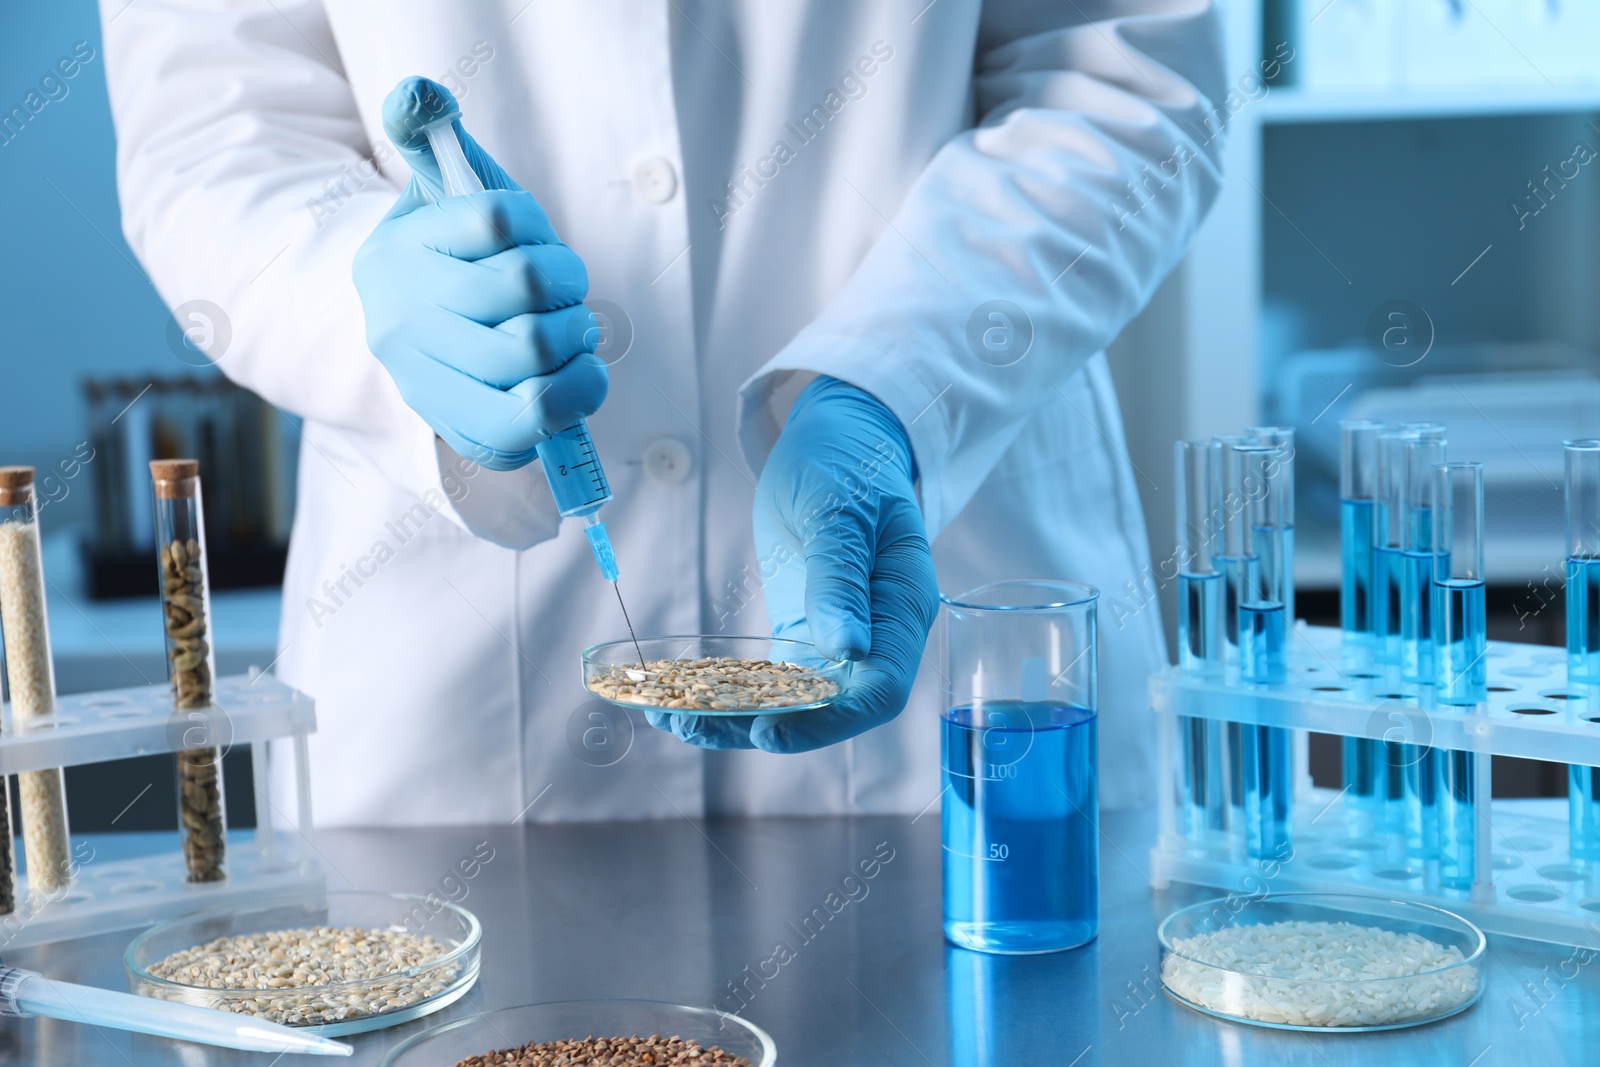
[81,375,297,600]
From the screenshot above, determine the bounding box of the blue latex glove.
[646,377,940,752]
[353,77,604,470]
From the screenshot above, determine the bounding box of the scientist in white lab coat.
[102,1,1225,826]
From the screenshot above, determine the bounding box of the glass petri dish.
[1158,893,1485,1031]
[582,635,848,715]
[378,1000,776,1067]
[125,890,480,1037]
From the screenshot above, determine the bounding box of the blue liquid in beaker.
[942,702,1097,954]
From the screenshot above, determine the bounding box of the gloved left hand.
[645,376,940,752]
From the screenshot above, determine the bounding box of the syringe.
[420,106,645,666]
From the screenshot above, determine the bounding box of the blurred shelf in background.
[1258,86,1600,124]
[81,374,296,599]
[1115,0,1600,645]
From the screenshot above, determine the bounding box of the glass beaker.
[941,580,1098,955]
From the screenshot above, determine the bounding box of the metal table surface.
[0,810,1590,1065]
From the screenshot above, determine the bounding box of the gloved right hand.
[353,77,604,471]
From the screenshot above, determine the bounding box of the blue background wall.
[0,2,217,534]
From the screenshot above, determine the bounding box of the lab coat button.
[632,156,678,204]
[643,438,693,483]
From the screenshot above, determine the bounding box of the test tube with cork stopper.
[151,459,226,882]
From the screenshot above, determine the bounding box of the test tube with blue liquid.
[941,580,1099,954]
[1247,426,1296,627]
[1339,421,1382,821]
[1212,436,1254,668]
[1400,426,1446,858]
[1401,424,1447,685]
[1565,440,1600,860]
[1239,444,1291,859]
[421,110,643,660]
[1373,428,1412,669]
[1239,444,1288,686]
[1432,462,1485,891]
[1368,429,1420,845]
[1213,435,1255,833]
[1175,440,1225,838]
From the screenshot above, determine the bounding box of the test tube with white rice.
[1174,440,1225,837]
[0,466,72,894]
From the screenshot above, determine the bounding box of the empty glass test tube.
[1247,426,1295,626]
[0,467,71,894]
[1565,440,1600,860]
[1175,441,1225,838]
[151,460,226,883]
[1239,445,1291,860]
[1339,421,1382,821]
[1433,462,1485,891]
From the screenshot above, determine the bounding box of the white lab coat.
[101,0,1225,826]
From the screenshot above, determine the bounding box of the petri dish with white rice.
[1158,893,1485,1031]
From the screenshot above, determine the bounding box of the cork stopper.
[150,458,200,499]
[0,466,33,507]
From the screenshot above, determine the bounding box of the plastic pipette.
[420,107,646,667]
[0,965,350,1055]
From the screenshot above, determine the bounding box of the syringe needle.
[613,581,646,668]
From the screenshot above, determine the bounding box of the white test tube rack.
[0,670,323,950]
[1151,624,1600,947]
